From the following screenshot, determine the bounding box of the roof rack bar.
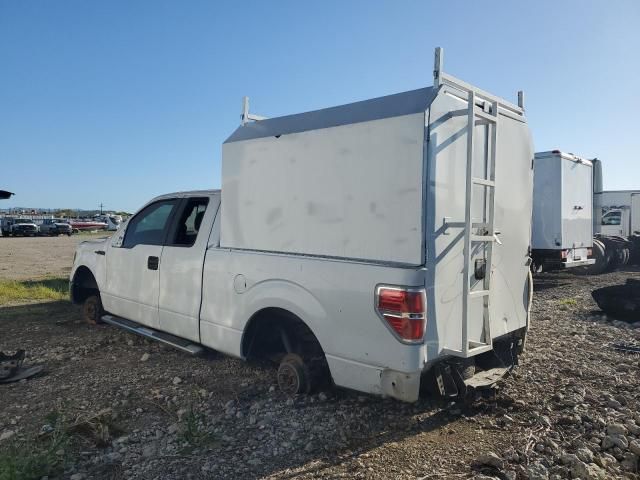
[433,46,443,88]
[432,47,524,116]
[517,91,525,110]
[240,96,268,126]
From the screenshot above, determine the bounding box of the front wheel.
[83,294,104,325]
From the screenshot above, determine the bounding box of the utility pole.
[99,203,104,215]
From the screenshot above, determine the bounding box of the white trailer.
[531,150,595,270]
[71,48,534,401]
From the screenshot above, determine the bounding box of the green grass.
[559,297,578,307]
[0,278,68,305]
[178,406,218,453]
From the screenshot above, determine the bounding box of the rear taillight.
[375,286,426,343]
[587,248,593,257]
[560,249,568,260]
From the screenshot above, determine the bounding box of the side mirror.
[111,219,129,248]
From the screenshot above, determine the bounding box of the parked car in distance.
[94,214,122,231]
[39,218,73,236]
[8,218,39,236]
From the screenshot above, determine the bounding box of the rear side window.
[169,198,209,247]
[123,199,177,248]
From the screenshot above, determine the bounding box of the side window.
[169,197,209,247]
[602,211,621,226]
[123,199,177,248]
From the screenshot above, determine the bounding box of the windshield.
[15,219,33,224]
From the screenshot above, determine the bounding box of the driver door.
[102,198,179,329]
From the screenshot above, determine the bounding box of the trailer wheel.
[620,247,630,266]
[277,353,311,396]
[83,294,104,325]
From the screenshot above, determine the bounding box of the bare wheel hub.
[83,295,103,325]
[277,353,308,396]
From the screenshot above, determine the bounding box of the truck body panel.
[221,90,433,266]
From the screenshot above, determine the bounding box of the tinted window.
[123,200,177,248]
[170,198,209,247]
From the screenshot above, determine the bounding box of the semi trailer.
[589,161,640,273]
[70,48,534,402]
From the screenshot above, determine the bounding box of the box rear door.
[425,90,533,359]
[561,158,593,248]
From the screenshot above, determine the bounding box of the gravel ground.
[0,236,639,479]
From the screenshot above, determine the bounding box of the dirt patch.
[0,233,108,281]
[0,237,639,479]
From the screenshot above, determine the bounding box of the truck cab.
[72,191,218,342]
[40,218,73,236]
[9,218,39,236]
[600,209,625,236]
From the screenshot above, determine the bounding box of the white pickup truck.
[71,49,534,402]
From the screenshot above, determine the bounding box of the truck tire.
[83,294,104,325]
[621,248,630,266]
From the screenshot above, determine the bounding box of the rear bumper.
[325,331,525,402]
[325,355,422,402]
[559,258,595,268]
[533,248,595,270]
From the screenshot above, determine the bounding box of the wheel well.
[71,266,99,304]
[241,307,325,362]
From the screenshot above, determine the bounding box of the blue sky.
[1,1,639,212]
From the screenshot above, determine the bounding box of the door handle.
[95,250,105,256]
[147,256,159,270]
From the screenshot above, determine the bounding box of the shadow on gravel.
[1,300,504,479]
[533,275,572,291]
[0,300,74,330]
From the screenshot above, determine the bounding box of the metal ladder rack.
[433,47,517,358]
[458,89,499,357]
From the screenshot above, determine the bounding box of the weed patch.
[0,415,69,480]
[0,278,68,305]
[558,297,578,307]
[178,406,218,453]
